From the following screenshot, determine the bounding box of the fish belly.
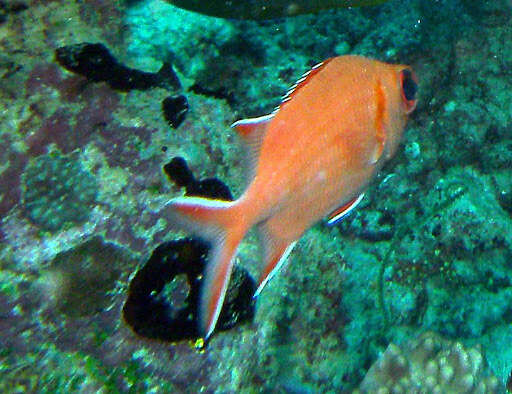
[263,165,376,241]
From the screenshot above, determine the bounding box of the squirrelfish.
[166,55,418,339]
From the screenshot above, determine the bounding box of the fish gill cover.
[0,0,511,392]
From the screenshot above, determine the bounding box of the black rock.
[122,238,255,346]
[163,156,233,201]
[163,156,195,188]
[162,95,188,129]
[187,178,233,201]
[55,43,181,92]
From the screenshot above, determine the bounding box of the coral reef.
[0,1,27,24]
[355,332,503,393]
[1,0,512,392]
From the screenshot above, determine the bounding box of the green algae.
[0,343,176,393]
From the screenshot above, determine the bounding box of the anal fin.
[255,222,297,297]
[201,231,241,339]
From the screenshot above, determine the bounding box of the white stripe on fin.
[254,241,297,298]
[327,193,365,225]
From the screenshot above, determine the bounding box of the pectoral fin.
[327,193,364,225]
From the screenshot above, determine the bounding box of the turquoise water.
[0,0,511,392]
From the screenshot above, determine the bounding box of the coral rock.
[21,150,98,231]
[355,332,503,393]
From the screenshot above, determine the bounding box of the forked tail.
[164,196,248,339]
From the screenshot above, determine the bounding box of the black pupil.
[402,70,417,101]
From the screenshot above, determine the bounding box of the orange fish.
[166,55,418,339]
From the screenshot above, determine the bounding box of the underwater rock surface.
[1,0,512,392]
[41,236,133,317]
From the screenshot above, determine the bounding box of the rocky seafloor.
[1,0,512,392]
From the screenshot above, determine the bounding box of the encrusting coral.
[355,332,503,393]
[21,150,98,231]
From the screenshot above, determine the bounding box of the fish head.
[380,63,418,160]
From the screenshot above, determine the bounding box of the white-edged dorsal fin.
[231,113,273,176]
[277,58,333,111]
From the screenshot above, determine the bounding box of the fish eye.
[401,69,417,101]
[399,69,418,113]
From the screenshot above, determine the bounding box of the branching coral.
[355,332,503,393]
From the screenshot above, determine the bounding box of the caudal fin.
[164,197,247,339]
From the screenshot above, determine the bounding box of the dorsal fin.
[231,114,273,177]
[277,58,333,111]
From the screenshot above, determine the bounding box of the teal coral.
[21,150,98,231]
